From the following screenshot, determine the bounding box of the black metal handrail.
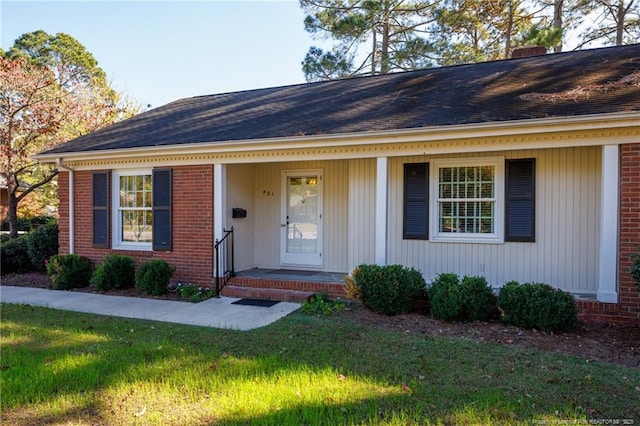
[214,226,235,296]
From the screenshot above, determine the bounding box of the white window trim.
[430,157,504,244]
[112,169,153,251]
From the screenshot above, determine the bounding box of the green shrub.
[0,235,32,274]
[47,254,92,290]
[428,273,462,322]
[496,281,524,326]
[352,264,426,315]
[26,216,57,231]
[1,215,56,232]
[1,217,30,232]
[177,282,215,302]
[301,293,347,315]
[497,282,578,332]
[135,259,175,296]
[91,254,136,291]
[459,275,496,321]
[429,273,495,322]
[26,224,59,272]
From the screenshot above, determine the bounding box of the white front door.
[281,170,323,267]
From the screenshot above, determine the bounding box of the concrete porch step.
[220,285,316,303]
[228,276,346,299]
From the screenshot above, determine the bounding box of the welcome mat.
[231,298,279,308]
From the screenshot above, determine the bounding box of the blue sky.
[1,1,316,108]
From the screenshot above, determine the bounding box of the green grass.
[1,303,638,425]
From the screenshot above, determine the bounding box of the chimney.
[511,45,548,59]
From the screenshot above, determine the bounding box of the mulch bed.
[3,273,639,369]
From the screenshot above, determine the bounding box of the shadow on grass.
[1,304,639,425]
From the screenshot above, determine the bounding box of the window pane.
[118,173,153,244]
[121,210,152,243]
[481,166,494,182]
[437,165,496,235]
[120,176,128,207]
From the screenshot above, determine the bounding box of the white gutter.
[56,158,75,254]
[32,111,640,164]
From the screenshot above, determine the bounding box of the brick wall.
[57,165,215,286]
[578,143,640,323]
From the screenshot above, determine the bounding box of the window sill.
[431,234,503,244]
[112,243,152,252]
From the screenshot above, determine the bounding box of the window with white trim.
[112,170,153,250]
[430,158,504,243]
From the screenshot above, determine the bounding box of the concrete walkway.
[0,286,300,331]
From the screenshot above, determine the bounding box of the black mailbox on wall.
[232,207,247,218]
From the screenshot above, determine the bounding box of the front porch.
[221,268,347,302]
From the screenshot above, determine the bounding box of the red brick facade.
[578,143,640,323]
[58,165,215,286]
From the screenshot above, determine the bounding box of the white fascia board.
[33,112,640,164]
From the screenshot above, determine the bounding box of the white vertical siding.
[253,163,281,268]
[348,158,377,272]
[252,160,349,272]
[384,147,601,294]
[226,164,256,271]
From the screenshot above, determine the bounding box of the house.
[35,44,640,323]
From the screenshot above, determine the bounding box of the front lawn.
[1,303,638,425]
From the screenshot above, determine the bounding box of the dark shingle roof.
[42,44,640,155]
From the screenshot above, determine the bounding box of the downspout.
[56,158,75,254]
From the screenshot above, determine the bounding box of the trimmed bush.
[135,259,175,296]
[91,254,135,291]
[26,224,59,272]
[497,281,578,332]
[459,275,496,321]
[429,273,495,322]
[47,254,92,290]
[428,273,462,321]
[351,264,426,315]
[0,235,32,274]
[496,281,523,326]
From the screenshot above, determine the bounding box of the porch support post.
[213,164,226,273]
[68,170,75,254]
[597,145,619,303]
[56,159,75,254]
[375,157,388,265]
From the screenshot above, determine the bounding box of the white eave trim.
[33,111,640,164]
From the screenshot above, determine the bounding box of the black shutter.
[92,172,110,248]
[403,163,429,239]
[152,168,172,251]
[505,158,535,242]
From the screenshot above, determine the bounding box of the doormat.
[231,298,280,307]
[266,269,317,276]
